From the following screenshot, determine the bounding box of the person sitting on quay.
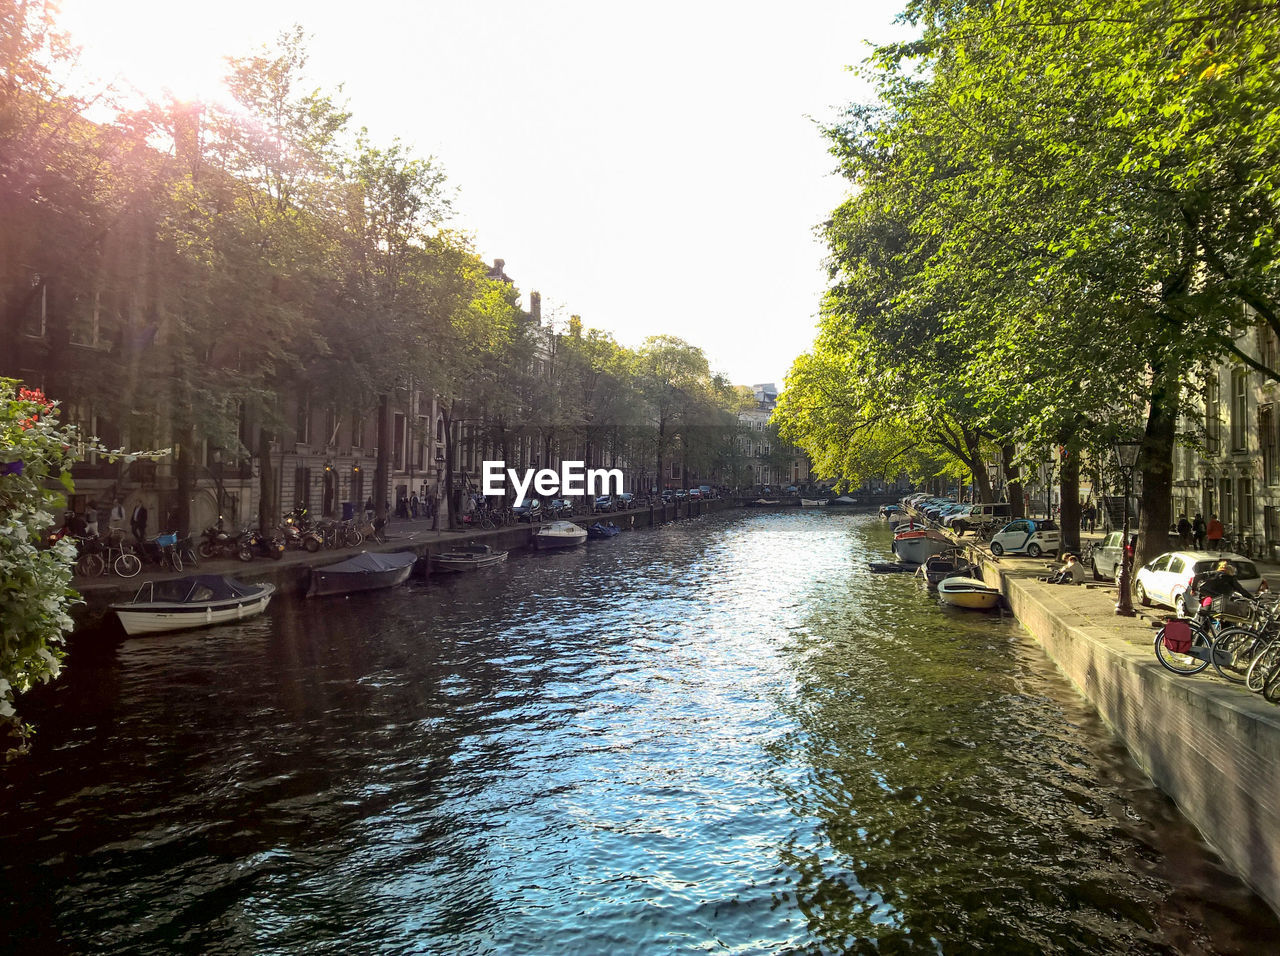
[1045,552,1086,585]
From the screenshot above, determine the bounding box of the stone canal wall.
[977,556,1280,915]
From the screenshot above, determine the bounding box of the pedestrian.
[365,496,374,521]
[108,498,125,535]
[1206,513,1224,551]
[84,501,99,537]
[410,493,420,519]
[1176,513,1192,548]
[1086,501,1097,532]
[1192,513,1207,550]
[130,501,148,541]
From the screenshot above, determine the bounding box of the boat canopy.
[315,551,418,575]
[142,575,263,604]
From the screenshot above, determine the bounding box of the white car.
[988,518,1060,558]
[1134,551,1265,613]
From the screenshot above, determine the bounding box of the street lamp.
[1114,438,1143,616]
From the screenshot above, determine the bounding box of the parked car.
[513,498,542,522]
[593,495,615,513]
[1134,550,1265,613]
[943,502,1013,535]
[1088,531,1135,581]
[687,488,703,499]
[546,498,574,518]
[989,518,1060,557]
[614,492,635,509]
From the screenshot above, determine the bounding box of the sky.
[57,0,910,388]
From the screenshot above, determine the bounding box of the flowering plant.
[1,379,167,758]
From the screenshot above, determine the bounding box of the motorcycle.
[199,519,240,559]
[281,506,324,552]
[237,527,285,562]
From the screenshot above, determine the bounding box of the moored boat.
[111,575,275,635]
[937,575,1002,610]
[830,496,859,506]
[587,521,621,539]
[308,551,418,597]
[800,498,829,508]
[918,552,977,589]
[432,544,509,572]
[533,520,589,549]
[746,498,781,507]
[892,528,954,565]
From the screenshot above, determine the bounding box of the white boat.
[111,575,275,636]
[800,498,828,507]
[937,575,1002,610]
[308,551,417,597]
[432,544,509,572]
[830,496,859,506]
[533,520,588,549]
[891,528,954,565]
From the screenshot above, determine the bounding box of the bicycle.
[1153,610,1218,676]
[1208,595,1280,683]
[1246,639,1280,701]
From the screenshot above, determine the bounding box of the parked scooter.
[199,518,240,559]
[237,527,285,561]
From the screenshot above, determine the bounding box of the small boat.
[918,552,977,589]
[533,520,588,549]
[937,575,1002,610]
[746,498,780,507]
[587,521,621,539]
[892,528,954,565]
[800,498,829,508]
[870,561,916,573]
[830,496,859,506]
[308,550,418,596]
[432,544,509,572]
[111,574,275,636]
[879,504,902,518]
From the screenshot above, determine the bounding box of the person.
[1206,513,1224,551]
[1048,553,1086,585]
[1192,513,1207,550]
[427,487,439,531]
[1085,501,1097,532]
[1176,513,1192,547]
[130,501,148,541]
[84,501,99,537]
[410,493,420,519]
[108,498,126,535]
[1186,559,1255,617]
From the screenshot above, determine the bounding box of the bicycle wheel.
[1246,640,1280,693]
[168,549,183,573]
[345,529,363,548]
[1211,627,1262,684]
[198,541,217,559]
[1154,624,1211,675]
[76,553,105,578]
[114,552,142,577]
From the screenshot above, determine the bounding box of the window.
[1231,369,1248,451]
[296,396,310,445]
[1221,477,1234,527]
[1206,375,1221,454]
[293,465,311,510]
[1240,476,1254,535]
[324,406,338,448]
[351,412,363,449]
[1264,405,1278,485]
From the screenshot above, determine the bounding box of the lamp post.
[1114,439,1143,616]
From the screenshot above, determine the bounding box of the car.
[1134,550,1265,613]
[1088,530,1135,581]
[546,498,574,518]
[687,488,702,499]
[593,495,615,513]
[513,498,542,522]
[614,492,635,509]
[989,518,1060,558]
[943,502,1013,535]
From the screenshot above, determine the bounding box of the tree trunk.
[257,426,276,532]
[1002,444,1025,518]
[442,401,456,530]
[1059,450,1081,555]
[1135,363,1178,571]
[374,392,390,523]
[175,425,196,534]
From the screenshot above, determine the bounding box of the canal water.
[2,510,1276,954]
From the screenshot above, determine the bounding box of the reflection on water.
[1,511,1275,954]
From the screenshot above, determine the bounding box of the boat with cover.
[746,498,780,507]
[800,498,829,508]
[918,552,977,589]
[892,528,954,565]
[587,521,621,539]
[830,496,859,506]
[111,574,275,635]
[533,520,589,549]
[308,550,417,597]
[937,575,1002,610]
[432,544,509,572]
